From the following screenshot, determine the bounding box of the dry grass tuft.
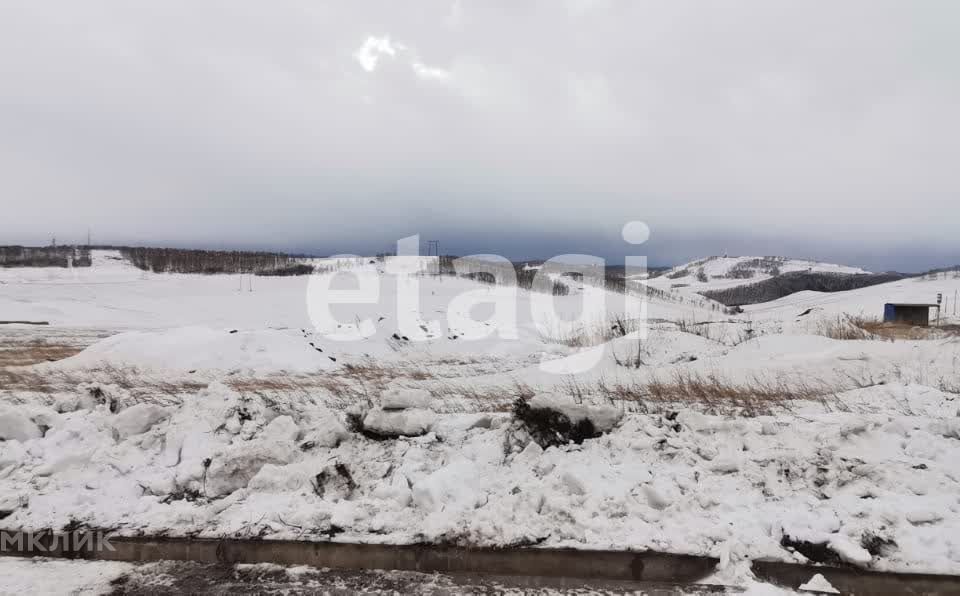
[561,370,836,417]
[428,380,534,413]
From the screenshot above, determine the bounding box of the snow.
[47,326,336,374]
[0,557,132,595]
[2,250,960,591]
[827,534,873,566]
[798,573,839,593]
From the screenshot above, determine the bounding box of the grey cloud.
[1,1,958,270]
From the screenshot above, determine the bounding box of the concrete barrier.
[0,533,717,583]
[4,531,960,593]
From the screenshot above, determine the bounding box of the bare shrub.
[539,316,642,348]
[817,316,876,340]
[674,318,730,344]
[613,337,647,368]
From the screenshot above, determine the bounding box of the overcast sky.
[1,1,958,270]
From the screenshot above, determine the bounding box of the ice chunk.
[362,408,435,438]
[0,440,27,468]
[112,404,170,439]
[0,409,42,442]
[381,387,432,411]
[828,534,872,566]
[205,441,298,497]
[261,416,299,443]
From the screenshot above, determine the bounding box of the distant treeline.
[699,271,908,306]
[119,247,315,275]
[0,246,91,268]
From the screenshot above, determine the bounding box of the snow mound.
[799,573,839,594]
[49,327,335,373]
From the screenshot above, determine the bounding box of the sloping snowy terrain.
[1,250,959,591]
[642,256,872,303]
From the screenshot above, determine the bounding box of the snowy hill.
[662,256,866,284]
[642,256,870,303]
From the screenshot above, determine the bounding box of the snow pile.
[1,382,960,578]
[799,573,839,594]
[48,327,336,373]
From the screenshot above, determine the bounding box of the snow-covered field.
[1,251,959,591]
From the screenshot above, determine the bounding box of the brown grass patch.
[818,315,958,341]
[0,343,85,367]
[0,363,205,407]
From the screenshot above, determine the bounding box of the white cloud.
[354,34,449,83]
[353,36,401,73]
